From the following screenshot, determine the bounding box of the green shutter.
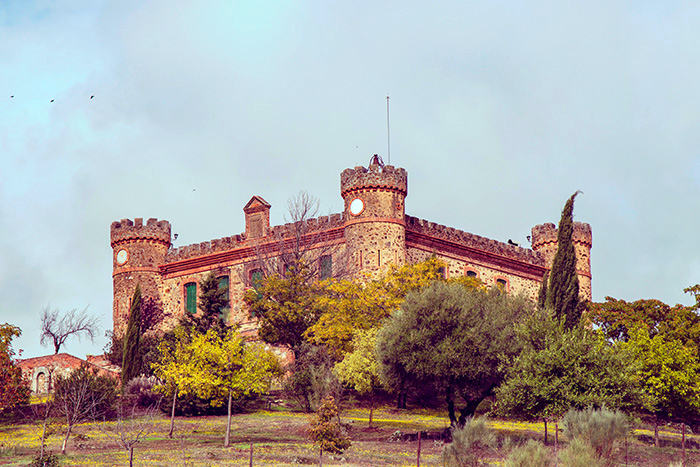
[185,283,197,314]
[218,276,230,323]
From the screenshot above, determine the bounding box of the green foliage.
[308,396,351,455]
[308,257,449,358]
[29,451,60,467]
[441,416,497,467]
[283,343,340,413]
[334,328,381,395]
[504,439,553,467]
[0,323,30,412]
[621,326,700,422]
[187,271,229,335]
[377,282,532,426]
[561,406,628,461]
[558,438,602,467]
[245,260,323,356]
[334,328,382,426]
[121,285,142,387]
[544,191,581,328]
[495,310,645,421]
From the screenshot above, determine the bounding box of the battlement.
[530,222,593,250]
[110,218,171,247]
[405,215,546,267]
[340,164,408,197]
[164,213,346,263]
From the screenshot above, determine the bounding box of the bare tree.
[40,307,100,354]
[53,364,117,454]
[244,191,355,283]
[102,402,160,467]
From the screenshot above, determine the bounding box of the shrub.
[442,416,497,467]
[29,451,60,467]
[558,438,602,467]
[504,439,553,467]
[309,396,351,455]
[125,375,162,408]
[561,406,628,461]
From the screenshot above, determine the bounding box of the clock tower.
[340,155,408,275]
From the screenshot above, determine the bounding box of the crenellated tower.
[341,155,408,275]
[530,221,593,301]
[110,218,171,336]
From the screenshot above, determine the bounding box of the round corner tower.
[110,218,171,336]
[341,157,408,275]
[530,221,593,301]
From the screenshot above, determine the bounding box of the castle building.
[110,158,592,337]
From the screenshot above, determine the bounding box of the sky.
[2,0,700,359]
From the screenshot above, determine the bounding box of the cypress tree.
[121,284,142,387]
[545,191,581,328]
[537,270,549,310]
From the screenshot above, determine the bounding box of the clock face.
[116,249,128,266]
[349,198,365,216]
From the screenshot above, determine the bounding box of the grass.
[1,404,698,466]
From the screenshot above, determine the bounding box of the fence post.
[417,431,421,467]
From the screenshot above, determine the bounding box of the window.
[466,270,478,278]
[218,276,230,323]
[320,255,332,280]
[185,282,197,314]
[250,269,263,300]
[495,278,508,292]
[437,266,446,279]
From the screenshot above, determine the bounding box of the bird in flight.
[90,95,94,99]
[50,99,54,103]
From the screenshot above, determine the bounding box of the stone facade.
[111,159,592,337]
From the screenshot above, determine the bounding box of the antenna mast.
[386,95,391,165]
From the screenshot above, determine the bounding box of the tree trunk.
[169,389,177,439]
[129,446,134,467]
[682,423,686,467]
[319,448,323,467]
[544,419,548,445]
[369,392,374,428]
[40,418,48,459]
[225,390,233,447]
[457,400,482,427]
[555,422,559,467]
[62,424,72,454]
[654,419,659,447]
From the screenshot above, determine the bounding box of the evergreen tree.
[537,271,549,310]
[545,191,581,328]
[190,272,229,335]
[122,285,142,387]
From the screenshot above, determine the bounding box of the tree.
[334,328,382,427]
[245,260,323,358]
[307,257,450,358]
[40,307,99,354]
[185,329,281,446]
[541,191,581,328]
[186,271,229,335]
[309,395,351,466]
[283,342,341,413]
[0,324,30,413]
[122,285,142,387]
[495,310,645,427]
[103,403,159,467]
[151,326,196,438]
[53,364,118,454]
[620,326,700,445]
[377,282,532,426]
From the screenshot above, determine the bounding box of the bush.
[442,417,497,467]
[558,438,602,467]
[29,451,60,467]
[125,376,162,409]
[504,439,553,467]
[561,406,628,461]
[309,396,351,455]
